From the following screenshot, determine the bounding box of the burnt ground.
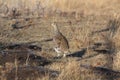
[0,10,120,80]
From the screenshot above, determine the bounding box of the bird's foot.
[57,54,60,57]
[63,54,66,57]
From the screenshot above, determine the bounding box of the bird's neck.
[54,25,60,34]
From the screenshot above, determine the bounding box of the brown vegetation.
[0,0,120,80]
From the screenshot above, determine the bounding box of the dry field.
[0,0,120,80]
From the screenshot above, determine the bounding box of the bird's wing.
[61,34,69,48]
[54,32,69,49]
[54,35,63,48]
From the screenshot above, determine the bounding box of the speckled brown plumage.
[51,22,70,57]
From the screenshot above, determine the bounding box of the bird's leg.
[63,54,66,57]
[63,50,70,57]
[57,53,60,57]
[54,47,61,53]
[53,47,62,58]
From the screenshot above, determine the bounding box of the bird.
[51,22,71,57]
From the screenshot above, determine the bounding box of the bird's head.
[51,22,57,27]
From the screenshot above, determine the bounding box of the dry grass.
[0,0,120,17]
[0,0,120,80]
[57,61,81,80]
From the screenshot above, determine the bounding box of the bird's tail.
[67,50,71,54]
